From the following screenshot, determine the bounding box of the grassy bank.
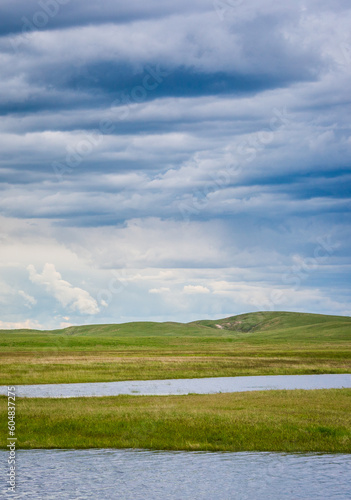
[1,389,350,452]
[1,349,350,385]
[1,312,350,384]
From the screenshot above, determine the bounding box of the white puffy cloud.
[183,285,210,294]
[0,319,43,330]
[27,263,100,315]
[149,287,170,294]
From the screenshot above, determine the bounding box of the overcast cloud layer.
[0,0,350,329]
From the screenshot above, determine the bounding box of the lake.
[1,449,350,499]
[1,373,350,398]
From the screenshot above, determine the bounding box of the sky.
[0,0,350,329]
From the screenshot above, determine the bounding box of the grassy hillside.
[193,310,351,332]
[1,311,350,384]
[1,311,351,349]
[193,311,351,343]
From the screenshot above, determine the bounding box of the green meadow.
[1,311,350,384]
[1,389,350,452]
[1,311,350,452]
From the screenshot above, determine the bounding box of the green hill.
[193,311,351,331]
[0,311,350,384]
[191,311,351,343]
[1,311,351,348]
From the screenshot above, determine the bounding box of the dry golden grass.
[1,349,350,384]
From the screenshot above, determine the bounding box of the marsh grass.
[1,389,350,452]
[1,351,350,384]
[1,312,350,384]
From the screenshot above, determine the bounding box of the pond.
[0,373,350,398]
[1,449,350,499]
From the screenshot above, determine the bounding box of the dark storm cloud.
[0,0,351,326]
[0,0,210,37]
[0,8,323,118]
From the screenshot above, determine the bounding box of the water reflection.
[1,449,350,499]
[0,373,350,398]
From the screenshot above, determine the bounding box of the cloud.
[60,321,73,328]
[18,289,37,308]
[183,285,210,294]
[149,287,170,294]
[0,319,43,330]
[0,0,210,38]
[0,1,350,327]
[27,263,100,314]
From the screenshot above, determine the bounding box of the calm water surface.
[0,374,350,398]
[1,449,350,499]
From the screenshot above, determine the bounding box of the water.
[1,449,350,499]
[0,374,350,398]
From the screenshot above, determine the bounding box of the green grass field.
[0,312,351,385]
[1,389,350,452]
[1,311,351,384]
[1,311,350,453]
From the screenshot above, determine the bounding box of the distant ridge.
[1,311,350,339]
[191,311,351,333]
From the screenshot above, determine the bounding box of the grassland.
[1,311,350,384]
[1,312,350,453]
[1,389,350,452]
